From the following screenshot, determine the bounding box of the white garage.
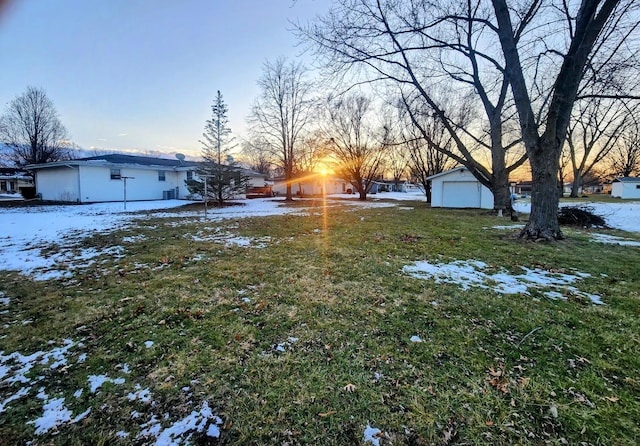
[611,177,640,199]
[428,167,494,209]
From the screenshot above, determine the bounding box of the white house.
[27,154,266,203]
[0,168,34,195]
[427,166,494,209]
[611,177,640,199]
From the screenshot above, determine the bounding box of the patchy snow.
[0,339,77,386]
[514,200,640,233]
[137,401,222,445]
[590,233,640,247]
[28,389,91,435]
[144,341,154,348]
[410,336,423,343]
[403,259,603,305]
[271,336,299,353]
[0,291,9,306]
[88,374,126,393]
[363,423,384,446]
[128,384,152,403]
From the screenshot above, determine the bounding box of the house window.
[158,170,166,181]
[186,170,193,181]
[110,169,121,180]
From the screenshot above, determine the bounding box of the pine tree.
[186,91,245,205]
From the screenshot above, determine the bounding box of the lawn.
[1,198,639,445]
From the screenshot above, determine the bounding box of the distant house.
[26,154,266,203]
[272,173,353,196]
[514,181,533,197]
[0,168,34,195]
[377,180,417,193]
[427,167,494,209]
[611,177,640,199]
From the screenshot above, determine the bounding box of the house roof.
[25,153,267,178]
[426,166,468,181]
[79,154,200,167]
[26,154,199,171]
[612,176,640,183]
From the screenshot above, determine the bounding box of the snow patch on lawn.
[363,423,384,446]
[591,233,640,247]
[403,259,603,305]
[137,401,222,445]
[0,339,77,385]
[128,384,152,403]
[28,389,91,434]
[188,229,271,248]
[88,374,126,393]
[514,200,640,233]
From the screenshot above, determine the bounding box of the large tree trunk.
[519,153,563,240]
[491,162,512,213]
[570,170,581,197]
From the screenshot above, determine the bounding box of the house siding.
[36,166,80,201]
[78,165,188,202]
[612,180,640,199]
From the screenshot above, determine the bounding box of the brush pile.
[558,205,607,228]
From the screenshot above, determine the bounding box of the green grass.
[1,200,639,445]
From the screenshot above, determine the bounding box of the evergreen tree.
[186,91,245,205]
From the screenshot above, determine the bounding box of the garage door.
[442,181,481,208]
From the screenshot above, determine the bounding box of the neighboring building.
[611,177,640,199]
[0,168,34,195]
[26,154,266,203]
[514,181,533,197]
[427,166,494,209]
[272,173,353,196]
[377,180,417,193]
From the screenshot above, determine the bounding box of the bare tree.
[385,144,409,191]
[248,57,314,201]
[399,107,458,202]
[240,137,275,177]
[303,0,638,239]
[301,0,527,213]
[564,98,634,196]
[0,86,70,166]
[608,122,640,177]
[322,94,387,200]
[295,130,329,174]
[492,0,639,239]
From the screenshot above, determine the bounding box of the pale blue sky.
[0,0,329,156]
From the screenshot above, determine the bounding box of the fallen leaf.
[604,396,619,403]
[318,410,336,417]
[485,420,494,426]
[518,377,531,387]
[343,383,356,393]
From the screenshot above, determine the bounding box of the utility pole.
[122,176,135,210]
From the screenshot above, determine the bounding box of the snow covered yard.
[1,193,639,445]
[513,199,640,233]
[0,195,408,281]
